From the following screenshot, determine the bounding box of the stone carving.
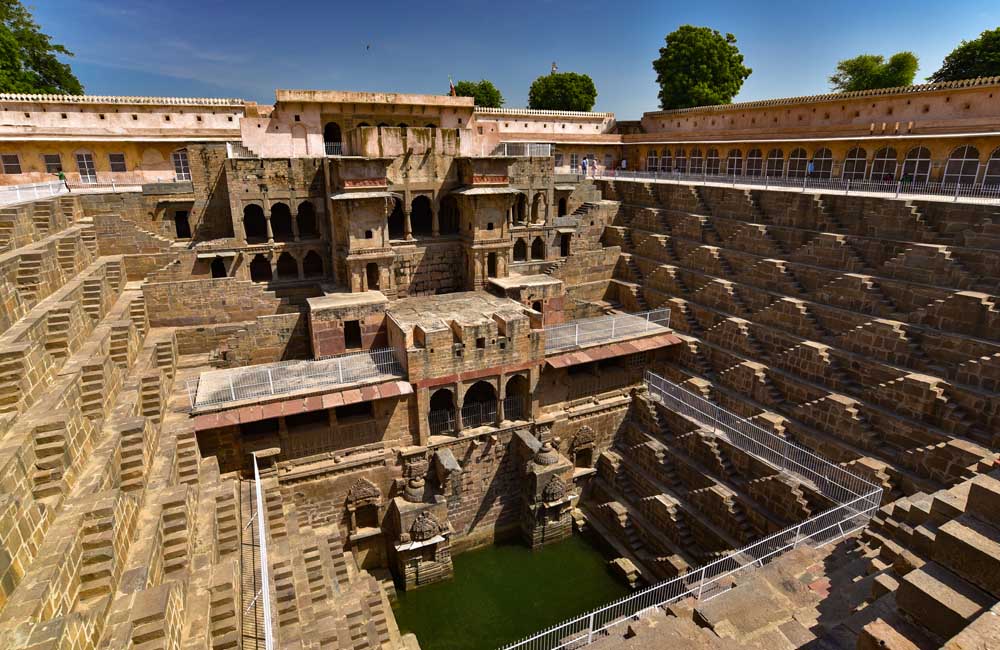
[571,426,595,449]
[409,511,441,542]
[542,475,567,503]
[534,441,560,466]
[347,478,380,507]
[403,477,426,503]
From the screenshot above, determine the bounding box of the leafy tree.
[652,25,751,110]
[929,27,1000,82]
[829,52,918,92]
[452,79,504,108]
[0,0,82,94]
[527,72,597,112]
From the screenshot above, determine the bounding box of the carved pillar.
[404,209,414,241]
[497,374,506,424]
[297,255,305,280]
[431,203,440,237]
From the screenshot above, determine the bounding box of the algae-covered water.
[391,535,630,650]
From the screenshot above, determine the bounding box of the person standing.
[580,156,588,177]
[56,170,70,192]
[807,159,815,178]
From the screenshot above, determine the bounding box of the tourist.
[580,156,588,176]
[807,160,815,178]
[56,170,70,193]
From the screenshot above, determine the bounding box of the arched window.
[689,148,703,174]
[901,147,932,184]
[843,147,868,180]
[387,198,404,239]
[706,149,720,175]
[765,149,784,177]
[249,254,272,282]
[984,147,1000,187]
[462,381,498,429]
[531,192,546,223]
[270,203,293,241]
[787,148,808,178]
[531,237,545,260]
[275,252,298,280]
[366,262,380,290]
[357,122,371,128]
[660,149,672,173]
[746,149,763,176]
[674,148,687,173]
[812,147,833,179]
[513,193,527,224]
[297,201,317,238]
[943,145,980,186]
[172,149,191,181]
[646,150,658,172]
[727,149,743,175]
[411,195,433,235]
[210,256,227,278]
[870,147,898,181]
[302,251,323,278]
[513,238,527,262]
[323,122,342,145]
[504,374,529,420]
[429,389,456,435]
[440,195,460,234]
[243,205,267,242]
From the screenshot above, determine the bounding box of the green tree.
[929,27,1000,82]
[452,79,504,108]
[829,52,918,92]
[527,72,597,112]
[0,0,82,94]
[652,25,751,110]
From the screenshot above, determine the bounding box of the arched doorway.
[674,148,687,173]
[531,193,546,223]
[513,238,527,262]
[487,252,498,278]
[411,196,433,236]
[366,262,380,290]
[513,193,528,224]
[249,254,272,282]
[173,210,191,238]
[726,149,743,175]
[984,147,1000,187]
[504,375,529,421]
[275,252,298,280]
[745,149,763,176]
[787,148,808,178]
[243,205,267,242]
[531,237,545,260]
[646,149,658,172]
[429,388,456,435]
[706,149,721,175]
[387,198,404,239]
[689,148,703,174]
[210,256,227,278]
[439,195,460,234]
[557,197,567,218]
[270,203,293,241]
[297,201,317,239]
[323,122,342,146]
[462,381,497,429]
[302,251,323,278]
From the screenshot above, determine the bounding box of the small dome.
[409,511,441,541]
[534,441,559,466]
[403,477,425,503]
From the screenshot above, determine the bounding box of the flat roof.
[389,291,526,332]
[489,274,562,290]
[276,89,474,108]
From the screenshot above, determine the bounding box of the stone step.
[896,562,993,640]
[933,514,1000,597]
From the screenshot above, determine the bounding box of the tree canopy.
[652,25,751,110]
[527,72,597,112]
[929,27,1000,82]
[829,52,918,92]
[452,79,504,108]
[0,0,83,94]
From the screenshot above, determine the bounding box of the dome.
[403,477,426,503]
[534,441,560,466]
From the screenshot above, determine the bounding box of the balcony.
[492,142,553,157]
[544,309,671,353]
[325,142,345,156]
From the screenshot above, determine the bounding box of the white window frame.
[172,149,191,181]
[75,152,97,183]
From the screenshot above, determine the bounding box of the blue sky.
[35,0,999,119]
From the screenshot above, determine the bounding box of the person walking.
[56,170,70,193]
[580,156,588,177]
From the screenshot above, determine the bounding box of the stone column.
[454,383,464,432]
[290,187,301,241]
[496,375,506,424]
[297,255,305,280]
[431,204,440,237]
[404,209,414,240]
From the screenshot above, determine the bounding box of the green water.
[392,535,630,650]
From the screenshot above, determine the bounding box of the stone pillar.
[431,204,440,237]
[497,374,506,424]
[455,383,464,432]
[404,209,413,241]
[297,255,305,280]
[265,216,274,243]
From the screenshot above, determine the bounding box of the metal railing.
[324,142,345,156]
[435,395,527,433]
[545,309,671,353]
[69,171,182,190]
[0,180,67,205]
[497,372,881,650]
[187,347,404,410]
[247,453,275,650]
[428,409,457,435]
[493,142,554,157]
[594,168,1000,204]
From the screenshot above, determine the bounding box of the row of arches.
[243,201,318,243]
[386,195,460,240]
[511,233,571,262]
[248,250,325,283]
[643,145,1000,185]
[323,121,438,145]
[428,375,529,434]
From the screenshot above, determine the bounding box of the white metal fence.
[0,181,67,206]
[594,168,1000,204]
[246,453,275,650]
[497,372,881,650]
[545,309,671,353]
[324,142,345,156]
[187,347,404,410]
[493,143,554,157]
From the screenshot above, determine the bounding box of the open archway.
[366,262,380,290]
[487,252,498,278]
[531,193,546,223]
[302,251,323,278]
[210,256,227,278]
[558,197,568,217]
[243,204,267,242]
[275,252,298,280]
[387,198,404,239]
[270,203,293,242]
[531,237,545,260]
[513,238,527,262]
[323,122,342,144]
[297,201,318,239]
[462,381,497,429]
[429,388,456,434]
[249,254,272,282]
[504,374,529,421]
[439,195,460,235]
[411,195,433,236]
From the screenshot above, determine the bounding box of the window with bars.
[942,145,980,186]
[984,148,1000,187]
[842,147,868,180]
[765,149,784,177]
[172,149,191,180]
[813,148,833,179]
[706,149,720,175]
[901,147,932,183]
[870,148,898,181]
[746,149,763,176]
[75,153,96,182]
[42,154,62,173]
[1,154,22,174]
[108,153,127,173]
[727,149,743,175]
[787,148,808,178]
